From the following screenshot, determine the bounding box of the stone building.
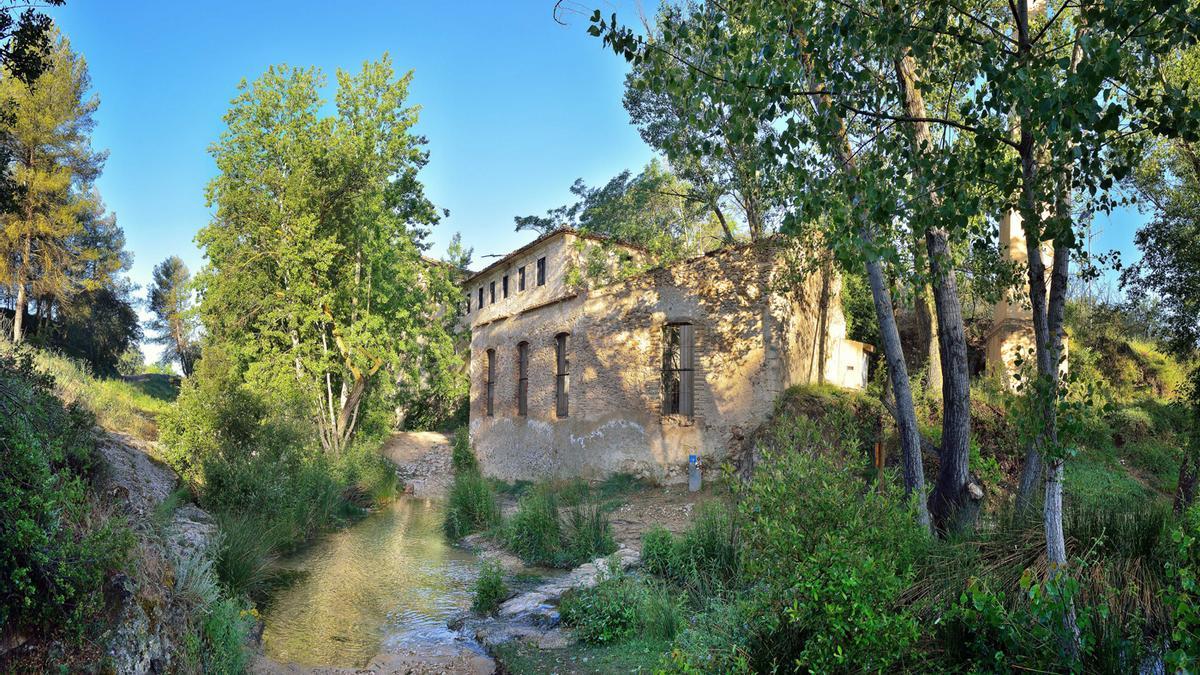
[984,211,1067,385]
[462,229,871,483]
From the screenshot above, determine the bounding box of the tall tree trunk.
[1014,0,1082,657]
[12,236,30,343]
[892,50,975,532]
[790,27,931,531]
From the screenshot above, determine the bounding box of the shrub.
[641,526,674,577]
[444,469,501,540]
[560,569,643,644]
[450,426,476,474]
[473,559,508,614]
[1110,405,1156,445]
[200,596,254,673]
[724,417,925,672]
[0,350,132,639]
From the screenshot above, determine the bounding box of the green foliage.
[642,502,741,600]
[561,565,684,645]
[501,483,617,568]
[161,347,396,598]
[53,283,143,377]
[1164,504,1200,671]
[450,426,476,473]
[839,268,879,347]
[472,559,508,615]
[444,469,502,540]
[0,349,132,639]
[200,54,462,454]
[515,159,726,277]
[146,255,200,376]
[640,526,674,578]
[705,421,924,672]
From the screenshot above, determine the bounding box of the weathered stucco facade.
[463,230,869,483]
[985,211,1068,385]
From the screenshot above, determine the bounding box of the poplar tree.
[201,56,457,453]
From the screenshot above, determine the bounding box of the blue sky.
[47,1,1144,359]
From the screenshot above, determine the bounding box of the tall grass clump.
[502,482,617,567]
[445,468,502,539]
[450,425,476,473]
[443,427,500,539]
[503,486,562,563]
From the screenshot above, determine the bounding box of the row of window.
[466,256,547,314]
[481,323,695,419]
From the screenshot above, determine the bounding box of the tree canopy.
[199,55,463,452]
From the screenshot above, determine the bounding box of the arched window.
[517,341,529,416]
[554,333,569,418]
[662,323,694,416]
[485,348,496,417]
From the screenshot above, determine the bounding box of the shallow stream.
[260,497,483,667]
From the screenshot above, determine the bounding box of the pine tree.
[147,255,199,376]
[0,30,106,343]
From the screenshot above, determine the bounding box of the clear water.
[260,497,482,667]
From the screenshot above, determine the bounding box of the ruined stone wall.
[468,241,842,483]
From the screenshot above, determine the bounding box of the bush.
[450,426,476,474]
[675,417,925,673]
[0,350,132,639]
[472,559,508,614]
[1110,405,1156,445]
[641,526,674,577]
[560,567,643,644]
[444,469,501,540]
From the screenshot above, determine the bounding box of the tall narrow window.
[502,275,509,298]
[518,266,526,292]
[478,287,483,308]
[554,332,569,418]
[465,293,471,314]
[517,341,529,416]
[489,281,496,303]
[485,349,496,417]
[662,323,695,416]
[537,257,546,286]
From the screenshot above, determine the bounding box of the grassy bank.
[0,342,255,671]
[157,348,400,605]
[510,382,1200,673]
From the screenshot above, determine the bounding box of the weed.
[444,469,502,540]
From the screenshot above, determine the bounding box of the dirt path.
[382,431,454,498]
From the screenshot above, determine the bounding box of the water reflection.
[261,497,481,667]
